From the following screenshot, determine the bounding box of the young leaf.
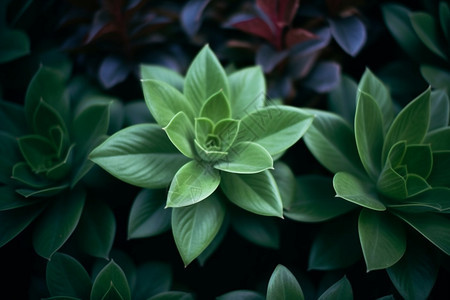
[402,144,433,179]
[354,91,384,181]
[236,106,313,156]
[377,141,408,199]
[12,162,53,189]
[221,171,283,217]
[33,99,68,138]
[90,124,190,189]
[164,111,195,158]
[172,193,225,266]
[317,276,353,300]
[386,187,450,214]
[266,264,304,300]
[17,135,57,173]
[184,45,230,113]
[167,160,220,207]
[32,188,86,259]
[358,209,406,271]
[420,65,450,92]
[214,142,273,174]
[91,260,131,300]
[140,65,184,91]
[46,253,92,299]
[333,172,386,211]
[142,80,195,127]
[228,66,265,118]
[410,12,448,60]
[199,90,231,123]
[128,189,171,239]
[382,88,431,163]
[328,16,366,56]
[213,119,240,152]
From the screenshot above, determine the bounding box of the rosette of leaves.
[0,65,116,259]
[289,69,450,299]
[90,45,314,266]
[383,2,450,93]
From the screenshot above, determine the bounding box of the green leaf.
[194,117,214,145]
[46,253,92,299]
[327,74,358,125]
[214,142,273,174]
[217,290,264,300]
[163,111,195,158]
[285,175,355,222]
[167,160,220,207]
[133,262,172,300]
[333,172,386,211]
[172,193,225,266]
[128,189,171,239]
[32,189,86,259]
[387,242,439,300]
[102,283,124,300]
[317,276,353,300]
[33,99,68,138]
[142,79,195,127]
[421,65,450,91]
[147,291,194,300]
[410,12,448,60]
[358,209,406,271]
[429,90,449,131]
[0,185,39,211]
[382,88,431,163]
[428,151,450,188]
[377,141,408,200]
[267,264,304,300]
[271,161,296,209]
[0,100,27,137]
[0,203,45,247]
[405,174,431,197]
[402,144,433,179]
[213,119,240,152]
[12,162,53,189]
[197,216,229,266]
[358,69,395,131]
[440,2,450,41]
[236,106,313,156]
[425,128,450,151]
[0,132,20,184]
[90,124,190,189]
[16,183,70,198]
[303,109,365,176]
[184,45,230,113]
[199,90,231,123]
[73,199,115,259]
[194,139,228,162]
[140,65,184,91]
[228,66,265,118]
[46,144,74,181]
[308,216,362,270]
[393,212,450,255]
[18,135,58,173]
[221,171,283,217]
[0,28,30,63]
[387,187,450,213]
[355,91,384,180]
[91,260,131,300]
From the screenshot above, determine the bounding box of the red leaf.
[277,0,300,25]
[231,17,276,46]
[85,9,117,43]
[256,0,277,24]
[285,28,317,48]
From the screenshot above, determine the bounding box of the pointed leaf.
[333,172,386,211]
[440,2,450,41]
[221,171,283,217]
[217,290,264,300]
[91,260,131,300]
[18,135,57,173]
[229,17,276,47]
[194,117,214,145]
[318,276,353,300]
[197,217,229,266]
[213,119,240,152]
[0,186,40,211]
[329,16,366,56]
[402,144,433,179]
[184,45,230,113]
[140,65,184,91]
[172,193,225,266]
[215,142,273,174]
[271,161,296,208]
[387,187,450,213]
[33,99,68,138]
[429,90,449,131]
[90,124,190,189]
[410,12,448,60]
[46,253,92,299]
[267,265,304,300]
[164,111,195,158]
[377,141,408,199]
[199,90,231,123]
[16,184,69,198]
[358,209,406,271]
[0,28,30,63]
[194,139,228,162]
[420,65,450,91]
[181,0,211,37]
[12,162,53,189]
[98,55,130,88]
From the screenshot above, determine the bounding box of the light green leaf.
[382,88,431,163]
[236,106,313,156]
[194,139,228,162]
[199,90,231,123]
[163,111,195,158]
[228,66,265,118]
[194,117,214,145]
[267,264,304,300]
[421,65,450,91]
[303,109,365,176]
[91,260,131,300]
[377,141,408,199]
[90,124,190,189]
[46,253,92,299]
[285,175,355,222]
[428,151,450,188]
[333,172,386,211]
[142,79,195,127]
[33,188,86,259]
[394,212,450,255]
[128,189,171,239]
[410,12,448,60]
[355,91,384,180]
[172,193,225,266]
[0,28,30,63]
[184,45,230,113]
[213,119,240,152]
[214,142,273,174]
[405,174,431,197]
[167,160,220,207]
[221,171,283,217]
[271,161,296,209]
[140,64,184,91]
[133,262,172,300]
[358,209,406,271]
[318,276,353,300]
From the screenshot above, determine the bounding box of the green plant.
[89,45,314,266]
[286,69,450,299]
[0,64,117,259]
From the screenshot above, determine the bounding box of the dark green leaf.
[91,260,131,300]
[327,74,358,124]
[90,124,190,189]
[425,128,450,151]
[46,144,74,181]
[440,2,450,41]
[317,276,353,300]
[32,99,67,139]
[140,65,184,91]
[128,189,171,239]
[410,12,448,60]
[387,187,450,213]
[32,189,86,259]
[172,193,225,266]
[428,151,450,188]
[147,291,194,300]
[12,162,53,188]
[0,28,30,63]
[164,111,195,158]
[217,290,264,300]
[377,141,408,199]
[17,135,57,173]
[405,174,431,197]
[46,253,91,299]
[402,144,433,179]
[0,100,27,137]
[101,283,124,300]
[221,171,283,217]
[16,183,70,198]
[199,90,231,123]
[0,185,39,211]
[133,262,172,300]
[91,250,137,290]
[271,161,296,209]
[429,90,449,131]
[267,264,304,300]
[197,216,228,266]
[421,65,450,91]
[0,132,20,184]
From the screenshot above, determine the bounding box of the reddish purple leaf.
[85,9,116,43]
[256,0,277,24]
[285,28,317,48]
[277,0,300,25]
[231,17,276,46]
